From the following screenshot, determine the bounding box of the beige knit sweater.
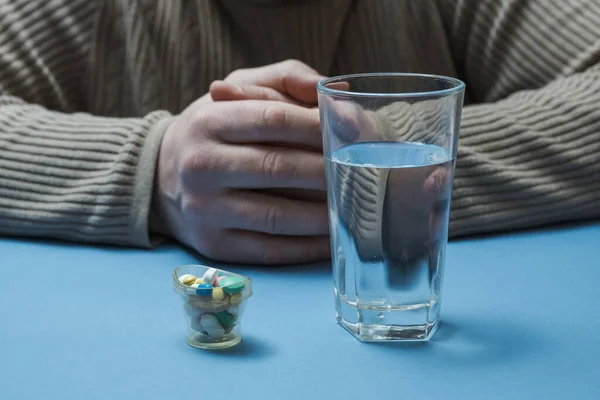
[0,0,599,248]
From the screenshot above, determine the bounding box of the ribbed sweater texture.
[1,0,599,247]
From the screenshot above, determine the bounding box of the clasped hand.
[151,60,331,264]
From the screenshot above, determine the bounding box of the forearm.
[450,66,600,237]
[0,96,172,247]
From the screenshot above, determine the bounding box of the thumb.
[210,80,301,105]
[281,68,325,105]
[226,60,326,105]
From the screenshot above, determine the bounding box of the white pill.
[200,314,225,338]
[190,283,199,288]
[202,268,219,285]
[190,317,205,333]
[227,305,240,316]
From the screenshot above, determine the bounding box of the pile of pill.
[178,268,245,339]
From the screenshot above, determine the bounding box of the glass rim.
[317,72,466,99]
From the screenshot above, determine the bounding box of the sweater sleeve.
[0,0,172,247]
[436,0,600,237]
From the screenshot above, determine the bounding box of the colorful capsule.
[196,283,213,296]
[218,276,245,294]
[178,274,197,286]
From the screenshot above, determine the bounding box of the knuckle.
[180,194,207,217]
[261,150,293,181]
[192,108,220,133]
[264,204,285,234]
[181,150,220,190]
[281,59,317,75]
[191,107,210,125]
[225,68,246,83]
[181,152,198,173]
[282,59,304,70]
[260,104,288,129]
[181,151,211,176]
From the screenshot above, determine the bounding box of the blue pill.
[196,283,213,296]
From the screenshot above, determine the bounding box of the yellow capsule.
[195,278,204,285]
[212,287,225,301]
[179,274,197,286]
[230,293,242,304]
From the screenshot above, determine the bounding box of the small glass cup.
[173,265,253,350]
[317,73,465,342]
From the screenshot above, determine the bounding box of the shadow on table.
[361,318,542,369]
[450,219,598,244]
[187,335,277,361]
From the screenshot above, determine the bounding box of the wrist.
[149,192,169,236]
[149,118,177,237]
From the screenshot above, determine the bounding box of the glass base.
[337,316,439,342]
[335,293,441,342]
[187,331,242,350]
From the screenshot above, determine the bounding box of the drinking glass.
[317,73,465,341]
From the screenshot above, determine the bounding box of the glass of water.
[317,73,465,341]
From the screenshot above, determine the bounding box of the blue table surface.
[1,223,599,400]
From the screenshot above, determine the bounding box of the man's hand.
[210,59,324,106]
[152,98,330,265]
[183,59,323,114]
[207,60,327,202]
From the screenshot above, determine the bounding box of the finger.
[219,191,329,236]
[208,101,322,151]
[321,97,382,144]
[218,144,326,190]
[207,231,331,265]
[210,80,300,105]
[226,60,324,105]
[323,81,350,91]
[426,167,452,239]
[262,188,327,202]
[424,167,451,198]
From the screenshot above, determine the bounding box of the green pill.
[218,276,245,294]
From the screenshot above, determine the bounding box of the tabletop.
[1,223,599,400]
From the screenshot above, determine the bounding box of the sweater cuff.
[131,112,173,248]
